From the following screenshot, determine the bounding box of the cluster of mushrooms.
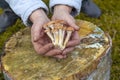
[43,20,74,50]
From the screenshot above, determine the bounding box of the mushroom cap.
[58,25,63,29]
[62,27,67,30]
[44,29,50,33]
[54,24,63,30]
[44,20,66,29]
[55,20,66,24]
[43,23,48,29]
[66,27,74,31]
[47,21,56,26]
[52,28,58,32]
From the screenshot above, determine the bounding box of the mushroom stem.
[54,22,64,49]
[49,24,54,30]
[62,27,74,49]
[59,27,66,50]
[52,29,59,47]
[45,29,55,44]
[58,28,63,46]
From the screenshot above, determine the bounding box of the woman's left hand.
[52,5,80,58]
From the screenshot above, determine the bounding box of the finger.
[66,39,80,47]
[37,43,54,55]
[62,47,75,55]
[45,49,62,56]
[66,32,80,47]
[54,54,65,59]
[66,18,79,30]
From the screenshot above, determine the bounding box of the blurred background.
[0,0,120,80]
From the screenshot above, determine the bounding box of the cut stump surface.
[1,20,112,80]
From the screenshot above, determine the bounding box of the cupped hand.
[52,5,79,30]
[52,5,80,58]
[30,9,62,58]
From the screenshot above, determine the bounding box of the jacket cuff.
[23,2,48,26]
[49,0,82,16]
[5,0,48,26]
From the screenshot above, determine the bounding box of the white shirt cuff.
[49,0,82,16]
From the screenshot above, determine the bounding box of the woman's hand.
[52,5,79,30]
[52,5,80,58]
[30,9,63,58]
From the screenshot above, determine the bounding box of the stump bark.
[1,20,112,80]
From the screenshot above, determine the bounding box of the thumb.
[67,19,79,30]
[31,24,43,42]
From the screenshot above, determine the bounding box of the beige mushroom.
[52,29,59,47]
[55,20,66,24]
[58,26,63,47]
[54,20,67,49]
[54,23,63,46]
[59,27,66,50]
[44,29,55,44]
[44,20,73,49]
[43,23,49,30]
[47,21,56,30]
[62,27,74,49]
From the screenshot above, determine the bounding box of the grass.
[0,0,120,80]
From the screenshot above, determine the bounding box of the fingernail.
[75,26,80,30]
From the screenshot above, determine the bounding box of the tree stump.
[1,20,112,80]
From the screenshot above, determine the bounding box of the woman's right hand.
[30,9,63,59]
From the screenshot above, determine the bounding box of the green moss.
[0,0,120,79]
[0,19,24,53]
